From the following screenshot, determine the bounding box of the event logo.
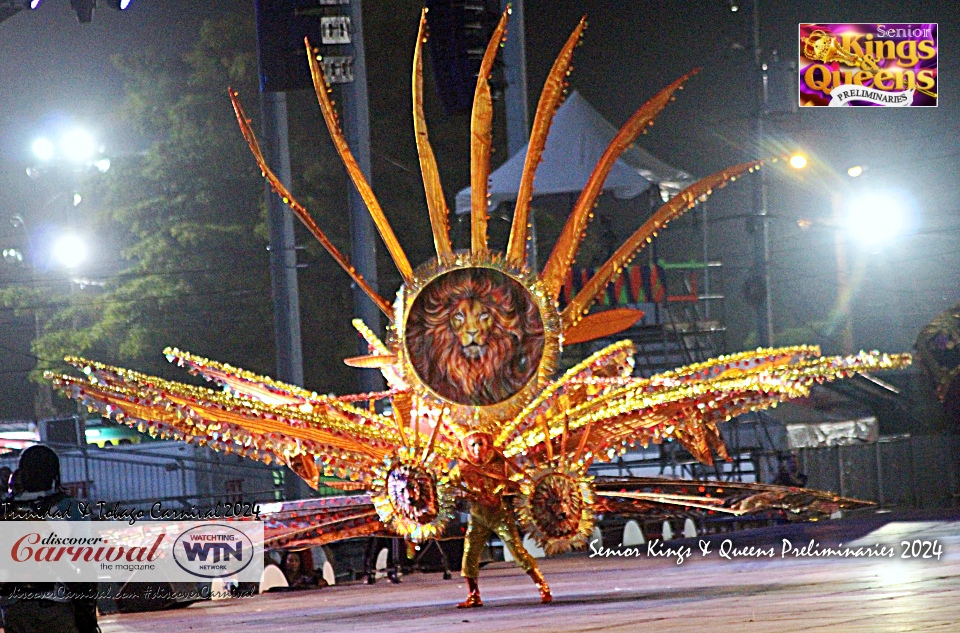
[0,521,262,583]
[172,524,255,579]
[799,24,937,107]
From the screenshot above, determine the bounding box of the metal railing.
[0,442,286,510]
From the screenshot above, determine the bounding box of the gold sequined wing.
[496,340,636,462]
[49,358,410,488]
[503,348,912,468]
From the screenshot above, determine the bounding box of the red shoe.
[456,577,483,608]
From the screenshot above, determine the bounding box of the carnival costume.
[48,9,910,607]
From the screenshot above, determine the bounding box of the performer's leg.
[458,509,491,608]
[494,506,552,604]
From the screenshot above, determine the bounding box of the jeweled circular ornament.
[404,267,545,406]
[515,465,596,555]
[371,449,455,542]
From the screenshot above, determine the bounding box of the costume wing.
[592,476,874,521]
[49,355,410,489]
[260,495,389,550]
[500,344,911,468]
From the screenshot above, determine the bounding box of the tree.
[2,1,484,414]
[1,11,276,413]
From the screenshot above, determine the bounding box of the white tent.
[454,91,694,215]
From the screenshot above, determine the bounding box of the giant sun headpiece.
[48,8,910,552]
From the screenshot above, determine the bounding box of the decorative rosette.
[514,463,596,555]
[370,447,455,542]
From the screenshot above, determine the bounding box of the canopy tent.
[454,91,694,215]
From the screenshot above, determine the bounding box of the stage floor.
[100,513,960,632]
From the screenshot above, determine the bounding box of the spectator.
[281,550,322,589]
[0,466,11,498]
[773,453,808,488]
[1,445,98,633]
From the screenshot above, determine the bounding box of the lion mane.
[406,269,544,406]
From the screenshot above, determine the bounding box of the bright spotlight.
[53,234,88,269]
[95,158,111,173]
[60,129,96,163]
[32,138,55,161]
[847,165,863,178]
[789,154,808,169]
[845,191,913,246]
[30,0,42,9]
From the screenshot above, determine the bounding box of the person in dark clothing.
[1,445,98,633]
[0,466,12,497]
[772,453,808,488]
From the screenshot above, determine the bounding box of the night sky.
[1,1,958,418]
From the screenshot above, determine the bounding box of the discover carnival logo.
[172,524,255,579]
[799,23,937,107]
[0,521,262,583]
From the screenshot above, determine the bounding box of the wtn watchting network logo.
[799,23,937,107]
[172,524,256,579]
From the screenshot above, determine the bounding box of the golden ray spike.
[343,354,398,369]
[470,9,509,258]
[539,414,553,461]
[413,9,454,263]
[352,318,391,355]
[305,39,414,282]
[421,417,443,464]
[228,89,393,318]
[563,307,643,345]
[540,69,700,298]
[412,402,420,449]
[572,420,594,465]
[506,16,586,267]
[559,412,570,468]
[391,392,410,448]
[561,160,761,328]
[494,448,531,484]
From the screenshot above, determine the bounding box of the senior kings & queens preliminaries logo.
[799,23,937,107]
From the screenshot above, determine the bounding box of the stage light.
[789,153,808,169]
[727,0,739,11]
[52,234,87,269]
[31,138,55,161]
[105,0,133,9]
[847,165,863,178]
[30,0,42,9]
[60,128,96,163]
[95,158,111,173]
[845,190,913,246]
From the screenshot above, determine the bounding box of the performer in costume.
[456,432,550,607]
[47,8,911,607]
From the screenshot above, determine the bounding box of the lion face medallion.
[404,267,545,406]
